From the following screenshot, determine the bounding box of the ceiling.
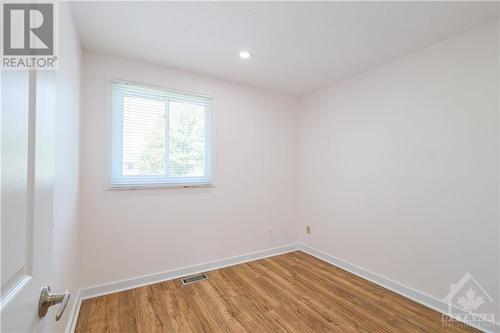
[70,1,498,96]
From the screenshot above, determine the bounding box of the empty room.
[1,1,499,332]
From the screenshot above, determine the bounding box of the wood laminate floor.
[75,251,478,332]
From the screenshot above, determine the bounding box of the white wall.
[51,3,81,331]
[79,52,299,288]
[300,21,499,319]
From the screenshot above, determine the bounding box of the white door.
[1,69,62,332]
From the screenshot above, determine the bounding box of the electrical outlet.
[268,227,273,237]
[306,225,311,234]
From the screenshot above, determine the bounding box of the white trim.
[65,243,499,333]
[298,244,500,333]
[65,290,81,333]
[112,79,213,102]
[103,78,113,190]
[107,182,215,190]
[0,275,31,311]
[65,244,299,332]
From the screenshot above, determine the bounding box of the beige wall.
[299,22,499,319]
[79,52,300,288]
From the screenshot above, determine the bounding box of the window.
[109,81,213,188]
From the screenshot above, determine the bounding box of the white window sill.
[106,182,215,190]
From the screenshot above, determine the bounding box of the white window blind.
[109,81,213,188]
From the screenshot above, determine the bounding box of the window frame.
[105,79,215,190]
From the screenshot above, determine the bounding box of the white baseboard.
[298,244,500,333]
[66,242,499,333]
[65,243,300,332]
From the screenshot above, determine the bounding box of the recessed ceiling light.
[239,50,252,59]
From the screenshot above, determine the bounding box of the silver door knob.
[38,286,70,321]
